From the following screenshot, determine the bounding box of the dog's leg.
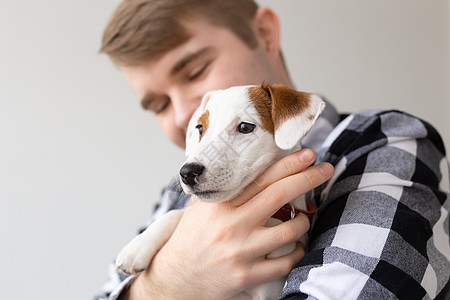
[229,278,286,300]
[115,209,184,275]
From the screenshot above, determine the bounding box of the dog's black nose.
[180,163,205,187]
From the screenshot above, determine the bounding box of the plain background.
[0,0,448,299]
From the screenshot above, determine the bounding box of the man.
[95,0,450,299]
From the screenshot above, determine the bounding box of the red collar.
[272,199,316,222]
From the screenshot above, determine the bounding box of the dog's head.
[179,84,325,202]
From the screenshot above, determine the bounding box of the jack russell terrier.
[116,84,325,299]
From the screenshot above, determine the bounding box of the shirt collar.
[301,97,340,154]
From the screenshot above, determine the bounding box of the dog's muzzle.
[180,163,205,187]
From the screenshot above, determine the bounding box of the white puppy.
[116,84,325,299]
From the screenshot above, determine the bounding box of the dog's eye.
[196,124,203,135]
[238,122,256,134]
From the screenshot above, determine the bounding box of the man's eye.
[196,124,203,135]
[188,64,208,81]
[155,101,170,114]
[144,97,170,115]
[237,122,256,134]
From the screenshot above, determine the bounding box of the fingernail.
[299,149,314,163]
[319,163,334,176]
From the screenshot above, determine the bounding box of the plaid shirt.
[94,101,450,300]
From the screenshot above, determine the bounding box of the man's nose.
[172,93,201,129]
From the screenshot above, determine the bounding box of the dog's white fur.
[116,84,325,299]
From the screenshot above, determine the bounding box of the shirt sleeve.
[92,177,190,300]
[280,110,450,299]
[92,262,136,300]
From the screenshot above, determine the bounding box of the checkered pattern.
[281,110,450,300]
[94,104,450,300]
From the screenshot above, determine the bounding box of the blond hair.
[101,0,259,66]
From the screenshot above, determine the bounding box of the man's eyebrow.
[170,46,213,76]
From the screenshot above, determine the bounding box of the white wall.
[265,0,450,146]
[0,1,448,299]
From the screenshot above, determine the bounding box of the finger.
[229,149,316,207]
[247,242,306,285]
[242,162,334,223]
[247,213,310,258]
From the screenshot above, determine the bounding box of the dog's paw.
[115,235,155,275]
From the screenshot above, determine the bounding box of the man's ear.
[265,84,325,150]
[252,7,280,58]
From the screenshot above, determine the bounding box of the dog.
[115,84,325,299]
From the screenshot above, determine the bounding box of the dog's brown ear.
[264,84,325,150]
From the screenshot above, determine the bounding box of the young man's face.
[123,17,286,149]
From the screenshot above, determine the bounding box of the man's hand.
[122,148,334,299]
